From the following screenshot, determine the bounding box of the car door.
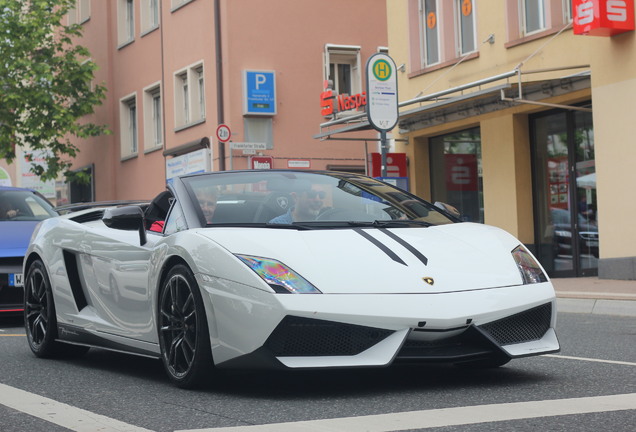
[79,224,158,342]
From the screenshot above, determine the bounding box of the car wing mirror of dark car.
[102,205,147,245]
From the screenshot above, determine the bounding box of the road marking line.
[545,354,636,366]
[0,383,152,432]
[177,393,636,432]
[0,334,25,337]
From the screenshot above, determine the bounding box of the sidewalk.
[552,277,636,317]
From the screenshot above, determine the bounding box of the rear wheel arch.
[24,252,43,276]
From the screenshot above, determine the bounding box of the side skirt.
[57,323,160,359]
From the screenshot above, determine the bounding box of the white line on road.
[0,383,152,432]
[544,354,636,366]
[177,393,636,432]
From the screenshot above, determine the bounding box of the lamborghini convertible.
[24,170,559,388]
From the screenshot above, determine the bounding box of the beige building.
[320,0,635,280]
[11,0,386,205]
[379,0,634,280]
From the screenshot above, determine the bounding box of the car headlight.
[236,255,321,294]
[512,246,548,284]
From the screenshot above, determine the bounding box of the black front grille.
[479,303,552,346]
[265,316,394,357]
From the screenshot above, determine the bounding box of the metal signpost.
[366,53,399,177]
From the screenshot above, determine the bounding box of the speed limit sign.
[216,124,231,142]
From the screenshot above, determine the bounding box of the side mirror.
[102,206,147,245]
[434,201,461,218]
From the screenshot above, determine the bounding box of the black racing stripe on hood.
[354,228,407,266]
[379,228,428,266]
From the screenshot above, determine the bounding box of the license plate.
[586,241,599,247]
[9,273,24,287]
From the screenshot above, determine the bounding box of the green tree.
[0,0,107,182]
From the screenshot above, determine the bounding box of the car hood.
[196,223,527,294]
[0,221,40,258]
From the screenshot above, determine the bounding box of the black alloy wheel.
[159,264,213,388]
[24,260,88,358]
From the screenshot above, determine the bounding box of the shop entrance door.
[531,107,597,277]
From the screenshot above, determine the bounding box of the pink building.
[62,0,388,203]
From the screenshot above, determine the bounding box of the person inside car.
[269,183,324,224]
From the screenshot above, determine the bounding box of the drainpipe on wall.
[214,0,226,171]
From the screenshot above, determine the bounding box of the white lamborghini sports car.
[24,170,559,388]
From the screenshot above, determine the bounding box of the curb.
[556,297,636,317]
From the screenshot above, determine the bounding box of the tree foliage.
[0,0,108,182]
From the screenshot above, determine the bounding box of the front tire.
[24,259,88,358]
[158,264,213,388]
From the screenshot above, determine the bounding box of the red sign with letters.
[370,153,407,177]
[573,0,635,36]
[445,154,478,192]
[250,156,273,170]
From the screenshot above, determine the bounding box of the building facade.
[4,0,635,281]
[380,0,635,280]
[0,0,387,205]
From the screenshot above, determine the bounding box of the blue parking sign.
[243,70,276,115]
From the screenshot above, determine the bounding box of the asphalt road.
[0,312,634,432]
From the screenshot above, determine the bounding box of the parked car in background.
[0,187,58,315]
[551,207,599,258]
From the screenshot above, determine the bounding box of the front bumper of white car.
[198,277,559,369]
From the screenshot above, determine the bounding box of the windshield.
[181,171,456,228]
[0,190,58,221]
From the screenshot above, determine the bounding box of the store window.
[429,127,483,223]
[531,106,597,277]
[68,165,94,204]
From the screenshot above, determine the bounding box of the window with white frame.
[456,0,476,55]
[68,0,90,25]
[421,0,440,66]
[563,0,572,23]
[324,45,361,113]
[141,0,160,33]
[143,84,162,150]
[174,63,206,129]
[117,0,135,46]
[522,0,546,35]
[505,0,571,42]
[413,0,477,71]
[120,95,138,158]
[171,0,194,11]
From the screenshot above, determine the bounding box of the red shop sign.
[370,153,408,178]
[445,154,478,192]
[573,0,635,36]
[250,156,273,170]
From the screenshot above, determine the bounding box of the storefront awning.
[314,69,591,140]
